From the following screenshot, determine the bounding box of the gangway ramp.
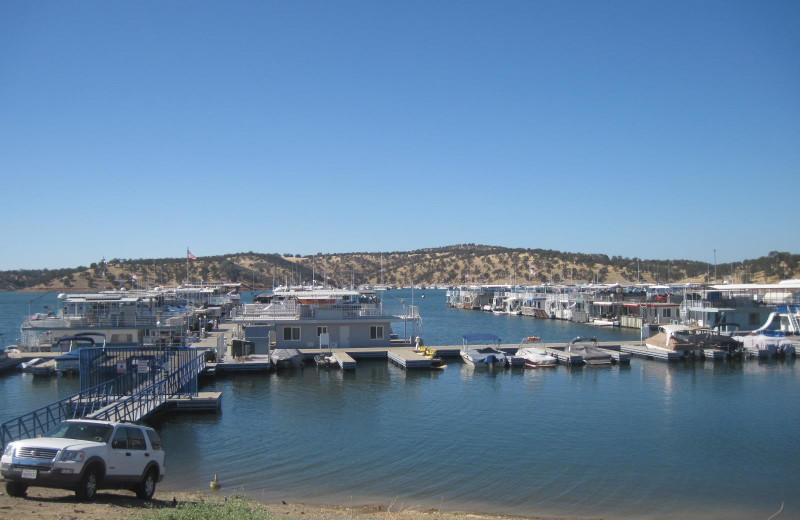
[1,347,213,450]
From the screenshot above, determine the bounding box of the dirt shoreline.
[0,485,587,520]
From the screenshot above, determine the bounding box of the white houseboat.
[231,288,421,354]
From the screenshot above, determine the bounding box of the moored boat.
[270,348,303,368]
[566,336,613,365]
[460,333,507,367]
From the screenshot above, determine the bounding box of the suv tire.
[135,468,157,500]
[5,481,28,497]
[75,465,100,501]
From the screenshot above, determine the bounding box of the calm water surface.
[1,291,797,519]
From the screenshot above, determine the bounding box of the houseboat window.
[663,309,671,318]
[370,326,383,340]
[749,313,761,326]
[317,326,328,336]
[283,327,300,341]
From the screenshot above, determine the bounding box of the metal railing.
[88,351,205,423]
[1,378,119,450]
[0,350,205,450]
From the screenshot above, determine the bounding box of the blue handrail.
[1,350,206,450]
[0,378,118,450]
[88,352,205,423]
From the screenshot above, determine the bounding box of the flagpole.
[186,247,189,284]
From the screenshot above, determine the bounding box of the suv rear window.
[146,429,163,450]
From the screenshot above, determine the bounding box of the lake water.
[1,290,797,519]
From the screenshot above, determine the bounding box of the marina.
[0,288,798,520]
[2,3,798,517]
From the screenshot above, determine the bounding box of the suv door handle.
[145,453,150,457]
[125,452,131,456]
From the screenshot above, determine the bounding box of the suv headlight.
[60,450,85,462]
[2,444,14,457]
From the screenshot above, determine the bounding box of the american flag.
[187,249,197,261]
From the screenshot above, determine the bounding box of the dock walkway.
[290,341,632,370]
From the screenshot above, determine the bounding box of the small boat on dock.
[30,360,56,376]
[270,348,303,368]
[21,358,43,372]
[566,337,613,365]
[460,333,508,367]
[516,337,556,367]
[314,352,337,368]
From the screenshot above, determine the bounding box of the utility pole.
[713,249,717,283]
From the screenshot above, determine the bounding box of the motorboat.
[734,307,800,357]
[270,348,303,369]
[738,332,796,358]
[517,347,556,367]
[516,337,556,367]
[54,350,81,374]
[645,325,698,358]
[21,358,43,372]
[314,352,337,368]
[566,337,613,365]
[592,318,619,327]
[460,333,508,367]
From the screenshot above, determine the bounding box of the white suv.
[1,419,165,501]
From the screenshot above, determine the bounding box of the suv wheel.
[135,468,157,500]
[5,481,28,497]
[76,465,99,501]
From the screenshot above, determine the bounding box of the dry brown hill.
[2,246,797,292]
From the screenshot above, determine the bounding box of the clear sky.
[1,0,798,270]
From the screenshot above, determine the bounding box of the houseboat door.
[339,326,350,348]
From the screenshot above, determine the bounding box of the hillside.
[1,246,797,292]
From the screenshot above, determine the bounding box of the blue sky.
[1,0,798,270]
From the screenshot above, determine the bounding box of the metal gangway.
[0,347,206,450]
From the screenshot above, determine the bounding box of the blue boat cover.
[55,349,82,361]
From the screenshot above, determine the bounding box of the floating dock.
[333,352,357,370]
[213,355,272,373]
[388,350,432,369]
[701,349,727,361]
[165,391,222,412]
[621,343,684,361]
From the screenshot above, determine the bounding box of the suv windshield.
[47,422,113,443]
